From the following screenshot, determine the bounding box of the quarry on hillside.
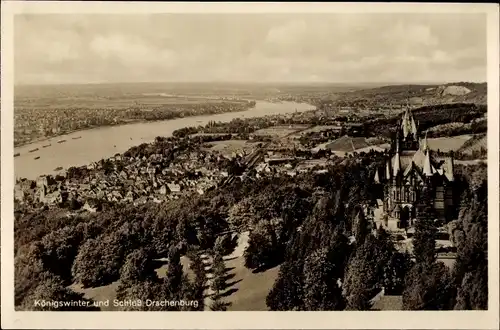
[438,85,472,96]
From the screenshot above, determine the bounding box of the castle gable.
[403,163,426,184]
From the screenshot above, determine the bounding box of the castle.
[372,106,455,231]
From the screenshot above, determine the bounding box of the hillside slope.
[332,82,486,106]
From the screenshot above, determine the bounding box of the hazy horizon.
[14,80,486,88]
[15,13,487,85]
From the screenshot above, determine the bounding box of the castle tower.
[392,138,401,177]
[399,105,419,150]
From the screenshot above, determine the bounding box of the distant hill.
[364,103,487,139]
[332,82,487,106]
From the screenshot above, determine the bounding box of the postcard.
[1,1,499,329]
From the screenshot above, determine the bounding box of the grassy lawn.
[212,231,280,311]
[69,232,279,311]
[326,136,371,152]
[223,258,280,311]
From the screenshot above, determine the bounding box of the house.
[133,196,148,206]
[44,191,63,205]
[370,289,403,311]
[36,176,48,189]
[124,190,136,202]
[256,163,271,173]
[14,186,25,203]
[83,200,99,213]
[167,183,181,193]
[159,185,169,195]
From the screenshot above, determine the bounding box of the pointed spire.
[444,158,454,181]
[423,148,434,176]
[396,132,400,153]
[374,169,380,184]
[393,151,401,176]
[422,131,429,152]
[401,109,409,139]
[410,112,418,137]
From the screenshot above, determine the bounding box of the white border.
[1,2,499,329]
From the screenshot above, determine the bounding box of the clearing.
[69,231,279,311]
[214,231,280,311]
[253,126,308,138]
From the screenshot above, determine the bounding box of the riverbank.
[14,100,256,148]
[14,101,316,179]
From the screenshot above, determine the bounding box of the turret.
[374,169,380,184]
[423,149,434,176]
[421,131,429,152]
[401,108,410,139]
[392,138,401,176]
[410,113,418,137]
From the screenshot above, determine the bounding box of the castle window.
[397,190,400,200]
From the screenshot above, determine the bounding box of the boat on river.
[29,148,39,153]
[57,140,67,144]
[34,156,40,160]
[14,152,20,157]
[42,144,51,148]
[54,166,63,171]
[72,136,82,140]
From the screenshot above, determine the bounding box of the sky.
[14,13,487,85]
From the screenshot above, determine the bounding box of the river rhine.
[15,101,315,179]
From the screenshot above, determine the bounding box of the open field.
[69,232,278,311]
[299,125,343,134]
[426,135,473,152]
[204,140,260,157]
[253,125,309,138]
[326,136,372,152]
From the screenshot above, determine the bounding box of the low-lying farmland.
[204,140,260,157]
[253,125,309,138]
[426,135,473,152]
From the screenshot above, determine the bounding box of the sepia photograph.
[1,1,499,329]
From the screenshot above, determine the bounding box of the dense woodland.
[363,103,487,139]
[14,127,488,310]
